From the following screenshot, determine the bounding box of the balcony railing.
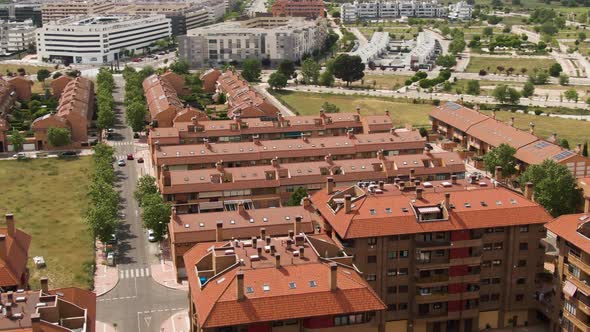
[415,274,450,285]
[563,310,590,332]
[570,255,590,276]
[415,240,451,249]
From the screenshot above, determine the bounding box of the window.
[433,302,443,310]
[519,243,528,251]
[399,250,409,258]
[389,235,399,242]
[334,313,366,326]
[493,242,503,250]
[491,293,500,301]
[388,251,397,259]
[491,278,501,284]
[480,294,490,302]
[515,294,524,302]
[398,303,408,310]
[435,250,445,257]
[568,264,581,278]
[367,237,377,246]
[367,255,377,263]
[492,259,502,266]
[398,285,408,293]
[565,301,577,315]
[517,259,527,267]
[400,234,410,240]
[519,225,529,233]
[516,278,526,285]
[387,286,397,294]
[387,304,396,311]
[483,243,492,251]
[494,227,504,233]
[398,268,408,275]
[387,269,396,276]
[366,274,377,281]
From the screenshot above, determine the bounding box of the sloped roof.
[0,227,31,287]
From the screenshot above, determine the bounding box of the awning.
[198,201,224,210]
[417,206,441,214]
[564,280,577,297]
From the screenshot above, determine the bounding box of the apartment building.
[448,1,473,21]
[41,0,114,24]
[159,151,465,213]
[0,214,31,291]
[143,71,208,128]
[109,1,224,36]
[37,15,171,64]
[409,31,441,70]
[431,102,590,177]
[148,111,393,146]
[168,205,316,278]
[309,177,553,332]
[0,19,36,54]
[150,130,427,173]
[32,76,95,150]
[0,76,33,152]
[271,0,325,18]
[0,277,96,332]
[0,4,42,27]
[179,16,327,68]
[340,0,452,23]
[546,211,590,332]
[183,233,386,331]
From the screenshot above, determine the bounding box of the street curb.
[149,264,189,292]
[95,269,120,297]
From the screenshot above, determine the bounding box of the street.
[96,75,187,332]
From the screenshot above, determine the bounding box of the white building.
[408,31,441,69]
[448,1,473,20]
[179,17,327,68]
[351,31,390,63]
[0,19,36,54]
[340,0,471,23]
[36,15,171,64]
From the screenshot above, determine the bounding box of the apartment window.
[367,255,377,264]
[388,251,397,259]
[433,302,443,310]
[517,259,527,267]
[482,261,491,268]
[387,304,396,311]
[483,243,492,251]
[565,301,577,315]
[387,269,396,276]
[481,278,490,285]
[334,313,366,326]
[389,235,399,242]
[434,250,445,257]
[491,278,501,284]
[480,294,490,302]
[398,268,408,275]
[399,250,409,258]
[366,274,377,281]
[367,237,377,246]
[519,243,528,251]
[516,278,526,285]
[398,303,408,310]
[515,294,524,302]
[568,264,581,278]
[519,225,529,233]
[494,227,504,233]
[491,294,500,301]
[492,259,502,266]
[398,285,408,293]
[387,286,397,294]
[493,242,503,250]
[400,234,410,240]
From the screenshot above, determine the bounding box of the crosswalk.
[111,141,135,146]
[119,267,151,279]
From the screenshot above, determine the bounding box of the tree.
[37,69,51,87]
[86,203,119,244]
[9,130,25,152]
[492,85,520,104]
[141,193,171,241]
[483,144,518,178]
[241,58,261,82]
[528,70,549,85]
[583,142,588,157]
[559,73,570,86]
[52,72,62,80]
[519,160,582,216]
[549,63,563,77]
[47,127,71,147]
[436,55,457,69]
[134,175,159,206]
[278,60,296,78]
[287,187,308,206]
[466,80,481,95]
[580,32,587,41]
[301,58,320,85]
[268,72,288,90]
[322,102,340,113]
[169,60,189,75]
[483,26,494,37]
[332,54,365,86]
[449,38,466,54]
[319,70,335,87]
[522,82,535,98]
[559,138,570,149]
[564,88,579,102]
[126,101,147,132]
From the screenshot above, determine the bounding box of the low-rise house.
[216,70,280,120]
[0,214,30,291]
[7,76,33,101]
[183,233,386,331]
[0,118,9,152]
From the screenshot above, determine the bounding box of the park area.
[0,64,53,76]
[0,157,94,289]
[465,56,557,74]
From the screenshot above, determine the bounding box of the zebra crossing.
[119,267,151,279]
[111,141,135,146]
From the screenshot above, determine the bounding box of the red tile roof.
[546,214,590,253]
[0,226,31,288]
[430,102,488,132]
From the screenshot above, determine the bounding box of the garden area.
[465,56,557,75]
[0,157,94,289]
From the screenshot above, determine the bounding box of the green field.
[272,91,433,126]
[0,157,93,289]
[349,74,413,90]
[465,57,557,74]
[0,64,54,75]
[357,26,418,40]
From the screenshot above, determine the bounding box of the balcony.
[566,269,590,297]
[415,292,449,304]
[415,274,450,286]
[449,274,480,284]
[563,310,590,332]
[570,254,590,276]
[451,238,483,249]
[415,240,451,250]
[450,255,482,266]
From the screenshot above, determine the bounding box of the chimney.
[40,277,49,294]
[275,254,281,268]
[237,271,245,301]
[416,188,423,200]
[171,207,177,221]
[394,177,400,184]
[302,197,311,208]
[155,140,161,151]
[294,216,302,235]
[319,108,325,118]
[510,117,515,127]
[326,177,335,194]
[270,244,276,256]
[495,166,503,182]
[577,144,583,155]
[204,138,211,150]
[271,157,279,168]
[260,228,266,240]
[378,181,384,190]
[252,236,257,249]
[288,230,294,239]
[525,182,534,200]
[301,134,308,143]
[451,174,457,184]
[329,262,337,291]
[238,202,245,215]
[257,246,262,256]
[410,168,415,180]
[299,246,305,258]
[215,160,224,173]
[277,112,284,127]
[344,195,352,214]
[444,193,451,209]
[265,236,271,245]
[5,214,14,237]
[234,115,242,130]
[324,153,333,164]
[7,291,13,305]
[385,110,390,117]
[356,106,361,114]
[31,313,41,332]
[216,222,223,242]
[5,298,12,317]
[390,128,398,136]
[552,132,558,142]
[253,135,260,145]
[191,116,198,126]
[529,122,535,135]
[492,110,496,119]
[584,196,590,214]
[414,179,421,187]
[0,234,6,261]
[347,129,355,139]
[377,149,384,160]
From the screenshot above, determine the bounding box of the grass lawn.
[465,57,557,74]
[358,26,417,40]
[0,157,93,289]
[484,110,590,145]
[272,91,433,126]
[0,64,53,76]
[348,74,413,90]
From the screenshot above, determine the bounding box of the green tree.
[268,72,288,90]
[559,73,570,86]
[483,144,518,178]
[549,63,563,77]
[47,127,71,147]
[169,60,190,75]
[466,80,481,95]
[492,85,520,104]
[583,142,588,157]
[288,187,309,206]
[37,69,51,87]
[9,130,25,152]
[528,70,549,85]
[436,55,457,69]
[86,203,119,244]
[522,81,535,98]
[52,72,62,80]
[579,32,587,41]
[241,58,261,82]
[519,160,582,216]
[141,193,171,241]
[449,38,466,54]
[322,102,340,113]
[332,54,365,86]
[564,89,579,102]
[126,101,147,132]
[319,70,335,87]
[301,58,320,85]
[483,27,494,37]
[559,138,570,149]
[278,60,296,78]
[134,175,159,206]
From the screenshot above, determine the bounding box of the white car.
[147,229,157,242]
[117,159,126,166]
[13,152,26,159]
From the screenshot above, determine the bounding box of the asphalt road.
[96,75,187,332]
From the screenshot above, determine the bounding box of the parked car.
[133,132,140,139]
[127,153,134,160]
[158,52,166,56]
[107,233,117,245]
[425,143,434,150]
[137,157,144,163]
[147,229,157,242]
[60,151,77,158]
[106,128,115,134]
[118,159,126,166]
[132,58,142,62]
[107,252,116,266]
[13,152,26,159]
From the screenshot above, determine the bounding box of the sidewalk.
[159,309,190,332]
[150,241,188,291]
[94,241,119,296]
[96,321,118,332]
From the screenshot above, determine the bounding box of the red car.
[137,157,144,163]
[127,154,134,160]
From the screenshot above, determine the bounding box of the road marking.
[139,268,144,277]
[124,270,129,278]
[119,270,124,279]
